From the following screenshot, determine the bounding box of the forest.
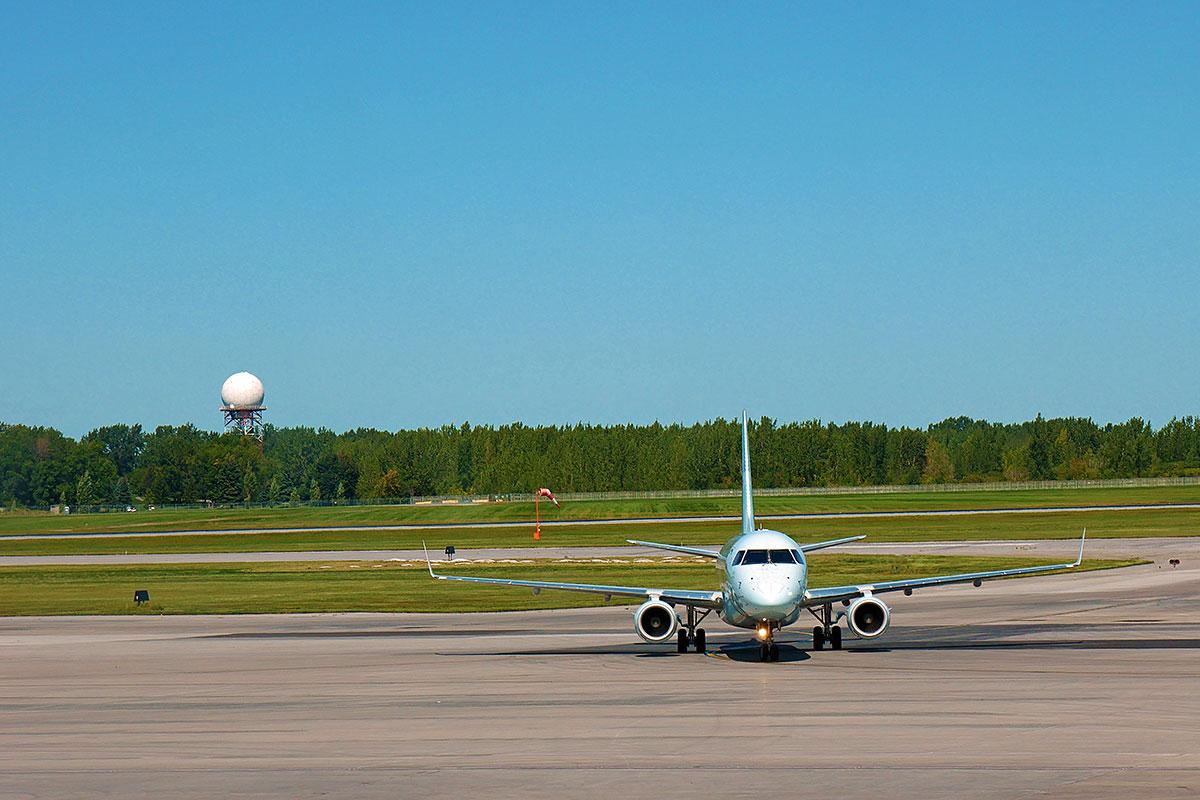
[0,414,1198,509]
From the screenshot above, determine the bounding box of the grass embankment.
[1,485,1198,537]
[0,507,1195,556]
[0,555,1136,616]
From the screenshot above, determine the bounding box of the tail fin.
[741,410,755,534]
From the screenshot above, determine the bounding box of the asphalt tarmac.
[2,555,1197,798]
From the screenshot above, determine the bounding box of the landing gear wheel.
[677,630,689,653]
[831,626,842,650]
[693,628,706,653]
[759,643,770,662]
[768,643,780,662]
[813,626,826,651]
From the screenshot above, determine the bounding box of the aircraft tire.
[694,629,706,653]
[768,643,780,661]
[831,626,842,650]
[677,630,689,653]
[813,626,825,651]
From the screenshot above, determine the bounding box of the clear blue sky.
[2,2,1197,436]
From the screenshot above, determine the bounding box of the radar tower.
[220,371,267,441]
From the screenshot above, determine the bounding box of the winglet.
[423,541,438,578]
[1072,528,1086,567]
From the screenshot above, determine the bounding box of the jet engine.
[846,596,891,639]
[633,599,679,643]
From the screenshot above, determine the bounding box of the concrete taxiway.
[1,556,1198,798]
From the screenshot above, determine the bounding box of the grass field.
[0,555,1136,615]
[0,506,1194,556]
[2,484,1198,536]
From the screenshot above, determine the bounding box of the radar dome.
[221,372,265,409]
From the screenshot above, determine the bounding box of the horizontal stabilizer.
[626,539,721,558]
[799,535,866,553]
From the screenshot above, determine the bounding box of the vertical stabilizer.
[741,411,755,534]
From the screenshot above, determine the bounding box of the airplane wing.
[799,535,866,553]
[425,546,723,610]
[626,539,721,558]
[802,529,1086,607]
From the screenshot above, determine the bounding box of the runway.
[3,500,1197,540]
[0,534,1192,565]
[2,557,1197,798]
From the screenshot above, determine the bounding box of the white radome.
[221,372,265,409]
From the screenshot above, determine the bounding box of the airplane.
[427,411,1086,662]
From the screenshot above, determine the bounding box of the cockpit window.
[735,549,797,565]
[740,549,769,565]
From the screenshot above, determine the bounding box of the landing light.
[756,626,769,640]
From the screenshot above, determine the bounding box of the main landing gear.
[677,606,710,653]
[808,603,842,651]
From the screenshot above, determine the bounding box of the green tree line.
[0,414,1198,508]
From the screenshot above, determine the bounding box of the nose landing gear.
[755,623,780,661]
[758,641,780,662]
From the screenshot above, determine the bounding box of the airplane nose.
[757,574,790,598]
[740,572,802,620]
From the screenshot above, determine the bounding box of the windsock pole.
[533,488,559,541]
[534,492,541,541]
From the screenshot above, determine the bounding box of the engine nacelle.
[633,599,679,643]
[846,596,891,639]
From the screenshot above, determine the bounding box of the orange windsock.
[535,488,560,508]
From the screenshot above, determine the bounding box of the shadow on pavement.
[714,642,812,663]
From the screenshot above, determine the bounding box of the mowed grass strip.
[0,507,1196,556]
[2,484,1199,536]
[0,556,1138,615]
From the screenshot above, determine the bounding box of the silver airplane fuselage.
[718,528,808,630]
